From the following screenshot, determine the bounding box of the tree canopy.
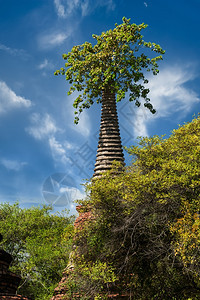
[55,17,165,123]
[66,115,200,299]
[0,203,75,300]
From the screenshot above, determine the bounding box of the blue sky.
[0,0,199,215]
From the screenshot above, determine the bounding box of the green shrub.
[0,203,75,299]
[71,116,200,299]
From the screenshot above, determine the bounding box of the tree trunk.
[93,87,125,178]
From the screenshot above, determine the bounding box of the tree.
[0,203,75,300]
[55,17,165,176]
[67,115,200,299]
[55,17,164,124]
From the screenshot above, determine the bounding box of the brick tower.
[93,87,125,177]
[51,88,126,299]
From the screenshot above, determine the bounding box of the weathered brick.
[0,240,30,300]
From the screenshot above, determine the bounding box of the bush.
[0,203,75,300]
[70,116,200,299]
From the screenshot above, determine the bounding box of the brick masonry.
[51,206,129,299]
[51,88,127,299]
[0,234,30,300]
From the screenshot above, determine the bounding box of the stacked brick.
[0,235,30,300]
[51,205,91,300]
[51,266,74,300]
[51,89,127,299]
[51,206,130,299]
[74,205,92,230]
[93,88,125,178]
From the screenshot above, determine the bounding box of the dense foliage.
[0,203,75,300]
[68,116,200,299]
[55,17,165,123]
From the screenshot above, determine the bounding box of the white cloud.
[144,2,148,7]
[38,58,54,70]
[1,159,27,171]
[75,111,91,137]
[42,173,85,210]
[38,59,55,76]
[49,136,70,165]
[132,65,200,137]
[132,107,149,137]
[81,0,89,16]
[54,0,82,17]
[66,94,91,137]
[0,81,31,113]
[26,112,75,166]
[54,0,66,18]
[54,0,115,18]
[64,141,74,149]
[38,31,68,49]
[59,186,85,201]
[0,43,29,59]
[26,113,58,140]
[148,66,199,117]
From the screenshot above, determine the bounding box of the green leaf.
[55,17,165,123]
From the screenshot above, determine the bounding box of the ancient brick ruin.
[51,88,127,299]
[0,235,30,300]
[93,88,125,177]
[51,205,128,299]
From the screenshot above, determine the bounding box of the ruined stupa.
[51,88,126,299]
[93,87,125,177]
[0,234,30,300]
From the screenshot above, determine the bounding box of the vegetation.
[1,17,198,300]
[0,203,75,300]
[55,17,165,124]
[67,116,200,299]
